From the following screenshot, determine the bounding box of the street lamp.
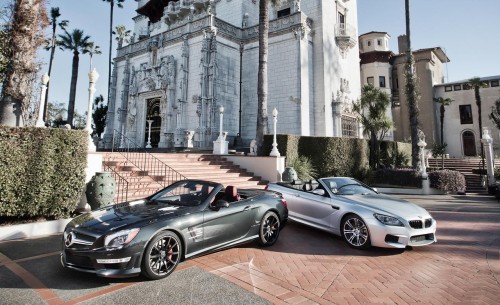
[86,68,99,152]
[35,73,50,127]
[213,105,228,154]
[269,107,280,157]
[218,105,224,142]
[146,119,154,148]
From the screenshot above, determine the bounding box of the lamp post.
[146,119,153,148]
[269,107,280,157]
[86,68,99,152]
[35,73,50,127]
[218,105,224,142]
[213,105,228,154]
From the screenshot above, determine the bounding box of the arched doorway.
[462,131,476,156]
[145,98,162,148]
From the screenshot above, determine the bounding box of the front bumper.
[366,218,437,248]
[61,246,143,278]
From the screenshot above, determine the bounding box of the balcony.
[335,23,357,57]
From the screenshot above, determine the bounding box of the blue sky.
[15,0,500,115]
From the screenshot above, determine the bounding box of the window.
[459,105,473,124]
[445,86,453,92]
[367,77,374,86]
[277,8,290,18]
[463,83,472,90]
[379,76,386,88]
[342,115,358,138]
[367,40,371,46]
[454,84,461,91]
[377,39,382,46]
[338,12,345,24]
[491,80,499,87]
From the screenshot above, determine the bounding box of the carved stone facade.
[103,0,361,149]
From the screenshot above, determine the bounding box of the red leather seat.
[224,185,240,203]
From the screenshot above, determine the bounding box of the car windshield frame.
[149,180,221,207]
[320,177,377,196]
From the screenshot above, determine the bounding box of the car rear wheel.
[258,211,280,247]
[341,214,371,249]
[141,231,181,280]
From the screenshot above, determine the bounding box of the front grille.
[409,220,423,229]
[409,219,433,229]
[64,230,99,249]
[425,218,432,228]
[65,253,94,269]
[410,233,434,243]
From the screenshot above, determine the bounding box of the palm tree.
[433,97,453,169]
[113,25,131,48]
[433,97,453,146]
[469,77,488,169]
[256,0,283,154]
[353,85,393,169]
[58,29,90,126]
[43,7,68,121]
[83,42,102,71]
[102,0,125,106]
[404,0,421,169]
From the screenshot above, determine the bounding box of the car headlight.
[374,213,404,226]
[104,228,140,249]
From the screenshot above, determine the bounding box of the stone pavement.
[0,193,498,305]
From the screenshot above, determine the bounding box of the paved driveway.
[0,194,498,305]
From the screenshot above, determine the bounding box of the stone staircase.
[427,157,500,193]
[103,152,268,202]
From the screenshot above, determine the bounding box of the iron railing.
[111,129,187,188]
[103,163,129,204]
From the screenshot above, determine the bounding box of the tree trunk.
[256,0,269,155]
[475,86,484,169]
[44,22,58,121]
[107,1,114,110]
[440,104,444,169]
[67,50,80,126]
[405,0,420,169]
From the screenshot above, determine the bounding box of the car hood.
[341,194,430,219]
[69,200,194,233]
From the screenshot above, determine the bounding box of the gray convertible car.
[267,177,436,249]
[62,180,288,279]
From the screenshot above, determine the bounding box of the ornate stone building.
[103,0,362,149]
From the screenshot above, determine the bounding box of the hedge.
[0,127,87,219]
[372,168,422,188]
[263,134,370,179]
[428,170,466,193]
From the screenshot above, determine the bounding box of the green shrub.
[286,155,317,181]
[372,168,422,188]
[0,127,87,219]
[428,170,466,193]
[263,134,411,181]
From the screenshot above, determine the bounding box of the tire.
[258,211,280,247]
[141,231,182,280]
[341,214,371,249]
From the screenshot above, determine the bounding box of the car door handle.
[243,206,251,211]
[331,205,340,210]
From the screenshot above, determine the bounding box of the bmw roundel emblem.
[65,232,75,247]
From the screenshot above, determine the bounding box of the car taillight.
[280,197,287,208]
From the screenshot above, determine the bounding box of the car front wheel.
[141,231,181,280]
[258,211,280,247]
[341,214,371,249]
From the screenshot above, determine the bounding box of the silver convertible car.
[267,177,436,249]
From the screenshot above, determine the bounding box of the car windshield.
[321,178,377,195]
[150,181,218,206]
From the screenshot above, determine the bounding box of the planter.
[85,172,117,210]
[282,167,298,182]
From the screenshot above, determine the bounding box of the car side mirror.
[212,200,229,210]
[312,189,325,196]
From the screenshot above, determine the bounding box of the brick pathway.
[186,194,500,305]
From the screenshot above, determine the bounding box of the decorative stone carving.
[248,139,257,155]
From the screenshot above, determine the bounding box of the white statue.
[249,139,257,156]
